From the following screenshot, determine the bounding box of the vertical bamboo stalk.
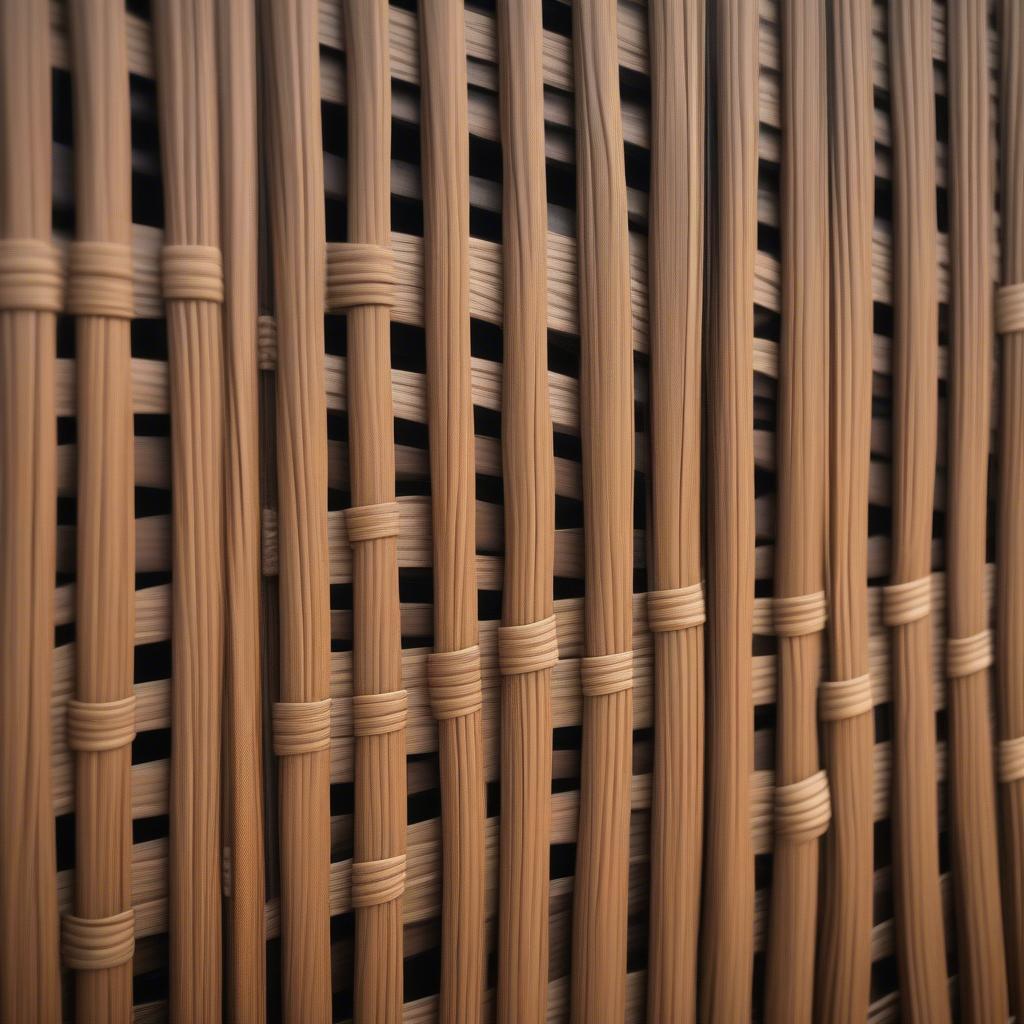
[260,0,332,1018]
[815,1,874,1019]
[152,1,226,1017]
[945,2,1010,1019]
[996,2,1024,1017]
[495,0,555,1020]
[216,0,266,1019]
[569,1,634,1020]
[764,3,829,1020]
[700,1,757,1019]
[337,1,408,1020]
[0,2,61,1020]
[645,0,704,1020]
[65,1,135,1020]
[419,3,487,1018]
[886,1,951,1019]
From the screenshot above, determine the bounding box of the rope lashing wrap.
[0,239,63,312]
[327,242,396,310]
[774,768,832,844]
[345,501,401,544]
[498,614,559,676]
[428,645,483,719]
[773,590,827,637]
[161,244,224,303]
[62,909,135,971]
[946,629,994,679]
[350,853,407,909]
[272,698,332,755]
[996,282,1024,334]
[66,695,137,752]
[998,736,1024,784]
[881,575,932,627]
[579,650,633,698]
[66,241,134,318]
[351,689,408,737]
[818,673,874,721]
[647,581,706,633]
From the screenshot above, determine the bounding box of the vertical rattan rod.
[945,2,1011,1019]
[568,1,634,1020]
[815,1,874,1020]
[700,1,757,1019]
[495,0,555,1020]
[215,0,266,1019]
[644,1,705,1020]
[0,1,61,1020]
[419,2,487,1019]
[152,1,227,1017]
[764,2,829,1020]
[260,0,333,1018]
[997,5,1024,1017]
[65,1,136,1020]
[886,1,951,1019]
[338,0,408,1020]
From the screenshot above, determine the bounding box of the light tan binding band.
[272,698,332,755]
[326,242,396,310]
[66,240,133,318]
[66,695,137,752]
[350,853,407,909]
[0,238,63,311]
[773,590,827,637]
[998,736,1024,784]
[579,650,633,698]
[427,646,483,719]
[818,674,874,722]
[881,575,932,626]
[774,768,832,844]
[161,244,225,303]
[345,501,401,544]
[498,614,559,676]
[257,314,276,370]
[62,909,135,971]
[996,282,1024,334]
[946,629,994,678]
[351,690,408,737]
[647,581,706,633]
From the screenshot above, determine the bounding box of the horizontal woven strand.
[66,695,137,752]
[998,736,1024,784]
[881,575,932,626]
[774,768,831,844]
[161,244,224,303]
[646,581,706,633]
[773,590,827,637]
[946,629,994,678]
[427,645,483,719]
[62,909,135,971]
[996,282,1024,334]
[818,673,874,721]
[345,501,401,544]
[326,242,396,310]
[0,238,63,311]
[498,614,559,676]
[579,650,633,698]
[351,689,408,737]
[272,698,332,755]
[350,853,407,908]
[66,240,133,318]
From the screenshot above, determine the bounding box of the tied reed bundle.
[645,1,705,1020]
[0,2,62,1019]
[816,1,874,1019]
[420,2,487,1019]
[339,0,408,1018]
[946,1,1009,1018]
[886,1,950,1019]
[261,0,332,1018]
[701,2,757,1019]
[997,2,1024,1016]
[65,0,135,1020]
[569,0,635,1019]
[495,0,556,1020]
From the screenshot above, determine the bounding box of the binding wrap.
[66,241,133,318]
[498,615,559,677]
[998,736,1024,784]
[66,695,137,752]
[774,769,832,845]
[161,244,224,303]
[946,630,994,679]
[647,581,706,633]
[773,591,827,637]
[272,699,332,756]
[996,283,1024,334]
[351,690,408,737]
[881,575,932,626]
[351,854,407,909]
[579,650,633,698]
[327,242,396,310]
[0,238,63,312]
[62,909,135,971]
[818,674,874,722]
[427,646,483,720]
[345,501,400,545]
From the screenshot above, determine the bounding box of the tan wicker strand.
[419,2,488,1018]
[261,0,333,1016]
[700,2,758,1019]
[0,2,63,1019]
[997,4,1024,1015]
[887,1,952,1018]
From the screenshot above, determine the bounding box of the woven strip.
[946,629,994,678]
[773,590,827,637]
[818,673,874,721]
[774,768,832,844]
[996,282,1024,334]
[351,689,408,737]
[272,698,332,755]
[161,244,224,303]
[345,501,401,544]
[66,240,133,318]
[326,242,396,310]
[62,909,135,971]
[647,581,706,633]
[579,650,633,698]
[881,575,932,626]
[66,695,137,752]
[998,736,1024,784]
[350,853,407,909]
[257,314,277,370]
[498,614,559,676]
[0,238,62,311]
[427,645,483,719]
